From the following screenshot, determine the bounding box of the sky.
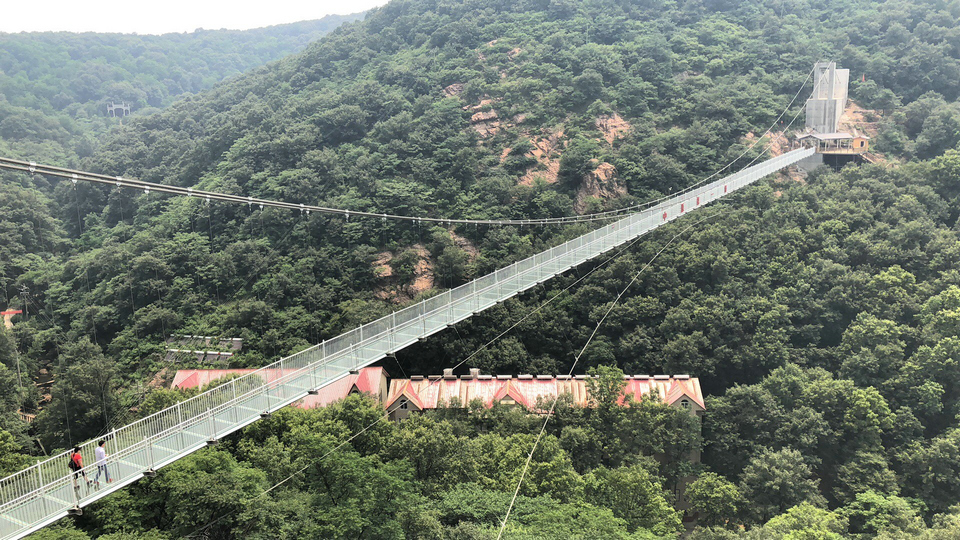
[0,0,390,34]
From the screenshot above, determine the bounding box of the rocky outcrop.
[471,110,498,123]
[443,83,465,97]
[374,245,435,303]
[464,98,501,137]
[519,129,565,185]
[574,160,627,213]
[449,229,479,260]
[596,113,631,145]
[838,100,882,139]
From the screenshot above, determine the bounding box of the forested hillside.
[0,13,362,165]
[4,0,960,537]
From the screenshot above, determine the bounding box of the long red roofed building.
[385,368,704,422]
[170,366,703,422]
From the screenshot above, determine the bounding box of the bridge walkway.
[0,148,814,539]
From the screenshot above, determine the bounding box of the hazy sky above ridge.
[1,0,389,34]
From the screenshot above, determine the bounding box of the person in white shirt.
[93,440,111,486]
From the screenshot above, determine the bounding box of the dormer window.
[399,400,408,410]
[680,399,691,410]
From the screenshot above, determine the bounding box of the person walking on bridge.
[93,440,111,486]
[67,446,89,492]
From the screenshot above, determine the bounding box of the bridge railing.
[0,148,813,540]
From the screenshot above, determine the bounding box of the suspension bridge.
[0,145,814,538]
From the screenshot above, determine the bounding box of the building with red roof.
[171,367,388,409]
[170,366,702,424]
[384,369,704,422]
[384,368,706,517]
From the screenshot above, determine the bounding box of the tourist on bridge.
[67,447,89,491]
[94,440,111,486]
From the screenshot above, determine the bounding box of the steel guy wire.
[495,213,721,539]
[187,210,726,540]
[182,206,700,539]
[731,64,824,177]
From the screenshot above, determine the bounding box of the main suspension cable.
[0,157,617,226]
[0,68,814,228]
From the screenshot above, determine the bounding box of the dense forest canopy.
[2,0,960,537]
[0,13,362,165]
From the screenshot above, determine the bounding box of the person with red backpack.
[67,447,89,492]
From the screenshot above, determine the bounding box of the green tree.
[839,314,907,391]
[304,450,424,539]
[686,472,742,528]
[383,414,474,491]
[916,108,960,159]
[471,433,582,502]
[899,428,960,514]
[0,361,29,447]
[740,448,825,523]
[89,448,266,537]
[435,244,471,285]
[33,338,118,450]
[26,524,91,540]
[930,149,960,200]
[583,464,683,535]
[0,429,30,475]
[839,490,924,538]
[834,452,899,505]
[760,503,848,540]
[392,248,421,291]
[558,137,601,188]
[496,502,647,539]
[586,364,627,407]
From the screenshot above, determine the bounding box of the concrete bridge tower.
[805,61,849,133]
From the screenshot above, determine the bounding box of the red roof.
[387,380,426,410]
[171,369,260,389]
[621,376,706,409]
[385,374,704,411]
[172,367,387,409]
[663,379,706,409]
[351,367,382,395]
[493,380,530,405]
[298,367,387,408]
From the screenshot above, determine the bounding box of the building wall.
[388,400,418,422]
